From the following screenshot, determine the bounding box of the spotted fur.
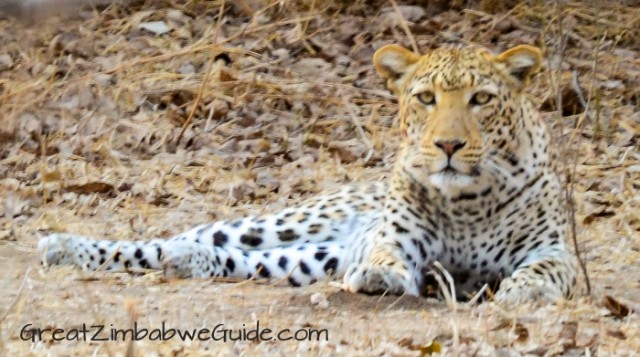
[38,44,577,303]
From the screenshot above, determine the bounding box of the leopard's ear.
[496,45,542,85]
[374,44,420,92]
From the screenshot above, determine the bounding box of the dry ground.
[0,0,639,355]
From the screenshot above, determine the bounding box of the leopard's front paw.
[495,277,563,304]
[342,262,420,296]
[161,241,217,279]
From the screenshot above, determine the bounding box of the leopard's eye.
[416,91,436,106]
[470,92,494,106]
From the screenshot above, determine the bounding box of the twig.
[555,0,592,296]
[175,0,226,146]
[341,96,375,162]
[466,284,489,306]
[39,133,48,205]
[387,0,418,53]
[571,70,588,110]
[0,267,31,324]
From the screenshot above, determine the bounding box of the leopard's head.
[374,44,543,191]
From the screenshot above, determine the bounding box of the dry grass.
[0,0,639,355]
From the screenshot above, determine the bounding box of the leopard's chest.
[419,190,531,275]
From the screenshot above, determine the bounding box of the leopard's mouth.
[428,164,480,189]
[437,163,479,177]
[440,166,459,175]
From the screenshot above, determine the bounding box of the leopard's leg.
[161,240,347,285]
[343,240,423,295]
[342,176,440,296]
[495,184,578,304]
[38,183,383,275]
[495,249,577,303]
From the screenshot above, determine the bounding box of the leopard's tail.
[38,233,165,272]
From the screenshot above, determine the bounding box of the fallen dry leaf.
[558,321,578,349]
[602,295,633,318]
[64,181,114,195]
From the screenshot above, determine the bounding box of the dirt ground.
[0,1,639,355]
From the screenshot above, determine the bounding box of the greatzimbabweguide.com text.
[20,321,329,342]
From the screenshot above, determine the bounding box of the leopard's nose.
[434,139,466,156]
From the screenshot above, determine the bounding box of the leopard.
[38,43,578,303]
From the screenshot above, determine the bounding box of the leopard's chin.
[428,170,475,190]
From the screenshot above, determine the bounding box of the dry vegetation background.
[0,0,639,355]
